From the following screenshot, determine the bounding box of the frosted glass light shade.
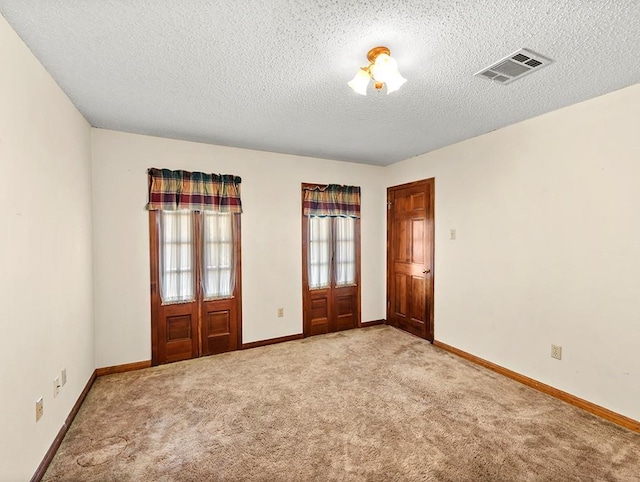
[370,53,399,83]
[348,68,370,96]
[385,71,407,94]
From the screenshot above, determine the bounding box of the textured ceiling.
[1,1,639,166]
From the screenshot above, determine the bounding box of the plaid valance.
[147,168,242,213]
[303,184,361,218]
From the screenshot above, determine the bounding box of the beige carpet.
[44,326,639,481]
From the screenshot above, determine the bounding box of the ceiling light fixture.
[348,46,407,96]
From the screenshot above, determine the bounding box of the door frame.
[386,178,435,342]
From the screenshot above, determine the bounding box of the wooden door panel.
[334,288,357,331]
[412,220,425,264]
[395,220,410,262]
[410,276,426,324]
[166,315,192,341]
[387,179,435,341]
[204,308,231,354]
[394,274,408,316]
[395,194,413,214]
[166,320,194,361]
[397,315,426,338]
[158,304,198,364]
[410,193,426,212]
[207,311,230,335]
[309,290,330,336]
[392,273,427,336]
[201,298,237,356]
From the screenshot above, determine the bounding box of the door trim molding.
[434,340,640,433]
[149,210,160,365]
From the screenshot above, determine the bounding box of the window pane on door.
[202,212,235,299]
[308,216,331,289]
[335,216,356,286]
[159,211,195,303]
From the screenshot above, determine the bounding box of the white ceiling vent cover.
[475,48,553,85]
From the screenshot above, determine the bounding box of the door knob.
[422,268,430,274]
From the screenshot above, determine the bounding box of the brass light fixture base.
[367,46,391,63]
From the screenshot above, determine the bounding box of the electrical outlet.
[61,368,67,386]
[53,377,61,398]
[551,344,562,360]
[277,307,284,318]
[35,398,44,421]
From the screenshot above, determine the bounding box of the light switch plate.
[53,377,61,397]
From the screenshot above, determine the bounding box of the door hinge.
[387,201,392,210]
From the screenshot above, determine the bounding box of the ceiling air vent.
[474,48,553,85]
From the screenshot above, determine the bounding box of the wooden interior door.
[387,179,435,341]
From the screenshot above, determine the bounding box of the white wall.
[0,15,94,480]
[91,129,387,368]
[386,84,640,421]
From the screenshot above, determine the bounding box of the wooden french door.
[149,211,242,365]
[301,220,361,336]
[301,184,361,336]
[387,179,435,341]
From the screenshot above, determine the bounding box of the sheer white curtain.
[202,212,234,299]
[308,217,331,289]
[335,216,356,286]
[159,211,194,303]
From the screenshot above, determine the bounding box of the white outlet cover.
[61,368,67,386]
[35,398,43,421]
[53,377,61,397]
